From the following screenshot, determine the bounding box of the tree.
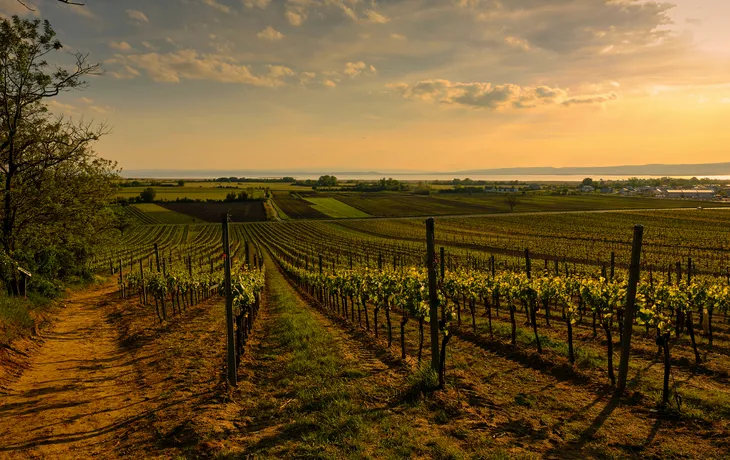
[236,190,248,200]
[1,16,115,294]
[224,191,237,201]
[177,179,185,187]
[139,187,156,202]
[581,177,594,187]
[112,206,133,236]
[317,175,337,187]
[505,192,519,212]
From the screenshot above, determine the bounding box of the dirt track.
[0,283,152,459]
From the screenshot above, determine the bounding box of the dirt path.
[0,283,153,459]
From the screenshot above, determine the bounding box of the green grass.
[0,296,34,345]
[116,182,302,200]
[131,204,203,224]
[303,197,372,218]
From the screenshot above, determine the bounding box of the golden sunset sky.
[1,0,729,172]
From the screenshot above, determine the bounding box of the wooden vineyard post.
[440,247,445,280]
[222,213,237,387]
[425,218,441,378]
[154,243,161,272]
[616,224,644,395]
[610,251,615,280]
[139,260,147,306]
[319,254,323,275]
[526,249,541,353]
[119,259,124,298]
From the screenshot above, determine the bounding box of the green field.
[303,197,371,218]
[116,181,308,201]
[129,203,203,224]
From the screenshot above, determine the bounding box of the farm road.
[0,283,152,459]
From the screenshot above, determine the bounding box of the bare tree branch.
[16,0,86,11]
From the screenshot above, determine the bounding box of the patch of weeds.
[427,437,465,460]
[402,364,439,403]
[514,392,536,408]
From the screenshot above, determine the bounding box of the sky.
[1,0,729,173]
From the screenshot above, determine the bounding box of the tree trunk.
[400,315,408,359]
[385,305,392,347]
[485,298,492,336]
[605,324,615,385]
[418,318,424,362]
[374,306,380,338]
[567,316,575,364]
[686,311,700,364]
[660,333,671,406]
[509,303,517,346]
[530,299,542,353]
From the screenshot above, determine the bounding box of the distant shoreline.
[119,172,730,182]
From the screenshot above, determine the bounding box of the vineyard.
[79,207,730,457]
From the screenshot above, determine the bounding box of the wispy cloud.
[126,9,149,23]
[109,41,132,52]
[109,50,296,86]
[243,0,271,9]
[201,0,231,14]
[389,79,618,110]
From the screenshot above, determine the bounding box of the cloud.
[286,9,305,26]
[720,98,730,104]
[141,41,157,51]
[201,0,231,14]
[390,79,618,110]
[47,100,79,116]
[299,71,316,85]
[504,36,530,52]
[109,41,133,52]
[322,79,337,87]
[243,0,271,8]
[343,61,376,77]
[283,0,388,26]
[685,18,703,26]
[364,10,389,24]
[46,98,112,116]
[390,33,406,40]
[257,26,284,41]
[109,50,297,87]
[126,9,149,23]
[561,92,619,107]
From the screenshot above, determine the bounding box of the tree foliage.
[139,187,156,203]
[0,16,117,294]
[317,175,338,187]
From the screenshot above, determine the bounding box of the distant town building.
[488,186,519,193]
[663,189,717,200]
[580,185,595,192]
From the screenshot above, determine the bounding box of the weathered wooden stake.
[616,224,644,394]
[222,213,237,387]
[154,243,161,272]
[426,218,440,376]
[440,247,445,280]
